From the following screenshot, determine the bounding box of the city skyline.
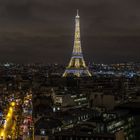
[0,0,140,64]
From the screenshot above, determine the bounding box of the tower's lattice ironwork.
[63,10,92,77]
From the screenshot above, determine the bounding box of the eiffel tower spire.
[63,10,92,77]
[76,9,79,17]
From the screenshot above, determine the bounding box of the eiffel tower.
[63,10,92,77]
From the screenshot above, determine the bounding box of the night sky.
[0,0,140,64]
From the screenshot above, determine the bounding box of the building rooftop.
[35,117,62,134]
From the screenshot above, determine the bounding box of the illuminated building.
[63,10,91,77]
[52,88,88,110]
[52,110,135,140]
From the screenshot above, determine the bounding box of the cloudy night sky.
[0,0,140,64]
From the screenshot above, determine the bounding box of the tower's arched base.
[63,68,92,77]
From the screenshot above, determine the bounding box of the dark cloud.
[0,0,140,64]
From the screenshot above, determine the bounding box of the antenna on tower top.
[77,9,79,16]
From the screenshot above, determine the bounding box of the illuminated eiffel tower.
[63,10,92,77]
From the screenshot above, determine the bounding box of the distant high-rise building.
[63,10,92,77]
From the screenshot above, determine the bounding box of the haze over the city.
[0,0,140,64]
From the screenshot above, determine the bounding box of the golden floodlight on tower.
[63,10,92,77]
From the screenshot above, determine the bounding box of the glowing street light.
[11,102,15,107]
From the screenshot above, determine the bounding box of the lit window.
[40,130,45,135]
